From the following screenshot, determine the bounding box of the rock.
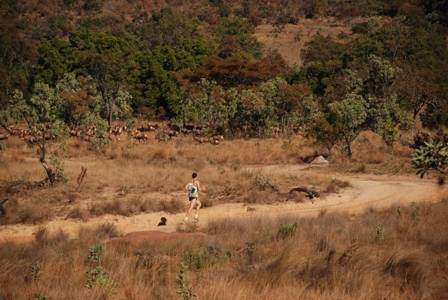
[310,155,329,165]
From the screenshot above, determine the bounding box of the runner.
[185,172,202,222]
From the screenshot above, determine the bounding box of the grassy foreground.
[1,198,447,300]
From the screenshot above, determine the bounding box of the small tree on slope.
[0,83,67,185]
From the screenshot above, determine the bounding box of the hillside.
[254,17,386,67]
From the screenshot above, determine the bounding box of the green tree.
[130,52,181,117]
[175,79,238,134]
[35,39,74,85]
[363,55,411,145]
[71,29,134,127]
[0,13,35,107]
[303,103,339,154]
[140,8,215,70]
[395,67,441,123]
[215,16,261,58]
[56,73,100,126]
[0,83,67,184]
[328,93,368,157]
[56,73,109,149]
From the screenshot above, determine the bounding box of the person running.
[185,172,202,222]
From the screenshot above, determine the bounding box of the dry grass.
[324,178,351,194]
[66,207,91,222]
[254,19,353,67]
[254,16,391,67]
[332,131,413,175]
[1,200,447,299]
[0,131,409,225]
[88,197,184,217]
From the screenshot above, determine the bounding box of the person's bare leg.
[185,199,197,221]
[185,200,193,221]
[194,200,202,220]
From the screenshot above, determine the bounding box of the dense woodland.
[1,0,447,154]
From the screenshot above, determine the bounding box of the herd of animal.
[0,122,225,145]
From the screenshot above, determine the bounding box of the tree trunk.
[40,159,56,185]
[39,143,56,185]
[326,144,334,157]
[99,86,113,129]
[108,104,113,128]
[346,139,353,159]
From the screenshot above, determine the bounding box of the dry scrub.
[0,132,411,225]
[1,199,448,299]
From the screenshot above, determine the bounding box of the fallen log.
[289,186,320,199]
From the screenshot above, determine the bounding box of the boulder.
[310,155,329,165]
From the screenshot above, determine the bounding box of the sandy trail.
[0,165,441,243]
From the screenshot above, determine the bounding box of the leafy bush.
[87,244,103,264]
[176,262,196,300]
[181,246,229,271]
[49,156,69,183]
[84,244,117,292]
[277,222,298,239]
[34,294,48,300]
[85,266,117,290]
[412,138,448,178]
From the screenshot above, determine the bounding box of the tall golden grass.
[1,199,447,299]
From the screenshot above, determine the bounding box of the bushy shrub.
[277,222,298,239]
[412,136,448,178]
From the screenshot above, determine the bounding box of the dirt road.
[0,165,441,243]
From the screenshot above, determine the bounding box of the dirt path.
[0,165,441,243]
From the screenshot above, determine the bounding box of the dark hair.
[192,172,198,179]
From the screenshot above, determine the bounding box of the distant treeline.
[1,0,447,151]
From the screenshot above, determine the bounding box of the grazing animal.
[134,132,148,142]
[158,217,167,226]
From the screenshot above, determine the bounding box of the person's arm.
[197,181,205,192]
